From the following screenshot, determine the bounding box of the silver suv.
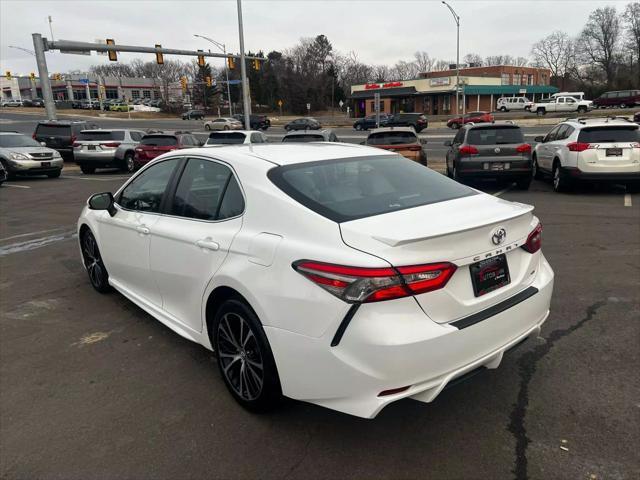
[0,132,63,179]
[73,129,147,174]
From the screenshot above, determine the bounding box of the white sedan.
[204,117,243,131]
[77,143,554,418]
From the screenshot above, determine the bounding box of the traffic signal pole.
[32,33,56,120]
[237,0,251,130]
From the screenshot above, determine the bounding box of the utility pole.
[442,1,460,115]
[32,33,56,120]
[237,0,251,129]
[193,34,233,115]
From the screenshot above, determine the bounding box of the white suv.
[532,117,640,192]
[496,97,533,112]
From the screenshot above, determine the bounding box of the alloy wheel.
[81,232,108,290]
[217,312,264,401]
[125,154,135,173]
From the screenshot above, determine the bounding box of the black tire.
[224,125,230,131]
[500,106,507,112]
[577,106,587,114]
[213,298,282,412]
[355,124,362,131]
[446,160,452,178]
[453,163,464,183]
[205,124,211,131]
[536,108,546,116]
[552,161,572,193]
[80,230,111,293]
[515,177,531,190]
[284,126,291,132]
[80,165,95,174]
[450,122,460,130]
[123,152,136,173]
[47,170,61,178]
[532,155,543,180]
[620,103,627,109]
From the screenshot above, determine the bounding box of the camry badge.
[494,147,501,153]
[491,227,507,245]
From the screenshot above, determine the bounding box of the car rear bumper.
[265,253,554,418]
[458,159,531,176]
[74,151,120,165]
[564,168,640,182]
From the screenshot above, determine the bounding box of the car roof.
[208,130,259,135]
[284,129,332,136]
[37,120,88,125]
[464,121,520,129]
[368,127,416,134]
[0,131,23,136]
[562,117,638,128]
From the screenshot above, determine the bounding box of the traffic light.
[205,76,212,87]
[52,73,62,81]
[5,71,11,80]
[30,72,36,80]
[227,57,235,70]
[155,44,164,65]
[252,59,261,71]
[197,50,205,68]
[180,76,187,92]
[106,38,117,61]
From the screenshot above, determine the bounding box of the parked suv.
[365,127,427,165]
[133,132,200,169]
[33,120,97,160]
[282,129,340,143]
[74,129,147,174]
[385,112,428,132]
[353,113,393,131]
[496,97,534,112]
[593,90,640,109]
[532,117,640,192]
[182,109,205,120]
[447,111,494,129]
[232,114,271,130]
[445,122,532,189]
[0,131,63,179]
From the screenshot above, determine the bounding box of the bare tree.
[392,60,420,80]
[433,59,451,71]
[463,53,483,66]
[372,65,392,82]
[578,6,621,86]
[514,56,529,67]
[531,31,576,87]
[623,2,640,84]
[413,51,435,73]
[485,55,515,66]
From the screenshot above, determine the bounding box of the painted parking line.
[492,184,515,197]
[0,230,77,257]
[0,226,75,243]
[1,183,31,189]
[624,194,632,207]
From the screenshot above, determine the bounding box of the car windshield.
[367,132,418,145]
[78,131,125,141]
[206,132,246,145]
[578,126,639,143]
[36,124,71,136]
[466,127,524,145]
[268,155,475,222]
[0,134,41,148]
[282,134,325,143]
[139,136,178,146]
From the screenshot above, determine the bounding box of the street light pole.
[442,1,461,115]
[193,34,233,115]
[32,33,56,120]
[9,45,36,56]
[236,0,251,130]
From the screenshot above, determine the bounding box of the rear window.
[139,135,178,146]
[268,155,475,222]
[467,127,524,145]
[206,132,246,145]
[78,131,125,141]
[282,134,325,143]
[578,126,639,143]
[367,132,418,145]
[36,124,70,136]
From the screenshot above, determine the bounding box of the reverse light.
[516,144,532,153]
[521,223,542,254]
[567,142,592,152]
[293,260,457,303]
[459,145,479,155]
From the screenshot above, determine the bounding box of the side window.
[119,158,180,212]
[453,129,465,144]
[566,97,576,104]
[250,133,263,143]
[171,158,232,221]
[555,125,570,140]
[563,126,575,139]
[130,131,142,142]
[558,97,565,104]
[218,175,245,220]
[545,125,562,142]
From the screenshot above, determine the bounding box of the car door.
[97,157,181,306]
[149,157,244,333]
[446,129,465,171]
[539,125,564,171]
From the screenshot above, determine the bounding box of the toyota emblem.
[494,147,501,154]
[491,227,507,245]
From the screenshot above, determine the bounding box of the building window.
[513,74,521,85]
[443,95,451,112]
[527,74,534,85]
[73,90,87,100]
[501,73,510,85]
[105,88,118,99]
[143,90,151,98]
[131,90,140,99]
[541,73,547,85]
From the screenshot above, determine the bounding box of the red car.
[133,132,200,169]
[447,111,494,129]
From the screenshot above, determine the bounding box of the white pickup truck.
[530,95,592,116]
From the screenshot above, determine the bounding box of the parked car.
[205,131,268,146]
[284,117,321,131]
[593,90,640,109]
[133,132,200,169]
[364,127,427,165]
[529,96,592,116]
[551,91,586,101]
[1,99,22,107]
[30,98,45,107]
[0,162,6,185]
[444,122,532,189]
[33,120,97,160]
[282,129,339,143]
[0,131,63,179]
[447,111,494,129]
[532,117,640,192]
[77,143,553,418]
[110,102,133,112]
[352,113,393,131]
[204,117,243,131]
[385,112,429,132]
[74,129,147,174]
[634,111,640,124]
[496,97,534,112]
[232,114,271,130]
[182,109,205,120]
[148,99,162,108]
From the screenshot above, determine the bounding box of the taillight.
[631,142,640,149]
[516,144,532,153]
[292,260,457,303]
[100,142,121,148]
[32,133,36,139]
[407,145,422,151]
[459,145,479,155]
[73,142,80,147]
[567,142,591,152]
[70,135,77,144]
[521,223,542,254]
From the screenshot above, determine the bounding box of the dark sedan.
[284,117,321,131]
[353,113,393,131]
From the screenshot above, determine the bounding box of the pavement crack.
[507,300,607,480]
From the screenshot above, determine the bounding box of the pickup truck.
[530,95,592,115]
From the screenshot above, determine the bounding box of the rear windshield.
[578,126,639,143]
[367,132,417,145]
[139,136,178,146]
[206,132,246,145]
[268,155,475,222]
[36,124,70,136]
[78,131,125,141]
[467,127,524,145]
[282,134,325,143]
[0,134,41,148]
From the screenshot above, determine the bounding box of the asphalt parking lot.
[1,117,639,479]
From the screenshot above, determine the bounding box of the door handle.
[135,225,150,235]
[196,239,220,251]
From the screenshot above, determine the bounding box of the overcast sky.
[0,0,631,75]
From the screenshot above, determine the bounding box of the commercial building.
[349,65,558,117]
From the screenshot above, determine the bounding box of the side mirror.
[40,141,47,147]
[360,141,366,145]
[444,140,453,147]
[88,192,116,217]
[534,136,544,143]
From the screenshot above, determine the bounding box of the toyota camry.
[77,143,554,418]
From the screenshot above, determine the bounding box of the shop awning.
[462,85,559,95]
[349,86,417,99]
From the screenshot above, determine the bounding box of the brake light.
[100,142,121,148]
[516,144,532,153]
[459,145,479,155]
[70,135,77,144]
[521,223,542,254]
[631,142,640,149]
[567,142,591,152]
[407,145,422,151]
[293,260,457,303]
[73,142,80,147]
[32,133,36,139]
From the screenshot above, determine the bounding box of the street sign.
[306,103,311,111]
[95,39,107,56]
[227,80,242,85]
[59,39,91,56]
[338,100,344,108]
[374,92,381,127]
[79,78,90,84]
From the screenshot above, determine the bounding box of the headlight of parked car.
[9,152,29,160]
[52,151,62,158]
